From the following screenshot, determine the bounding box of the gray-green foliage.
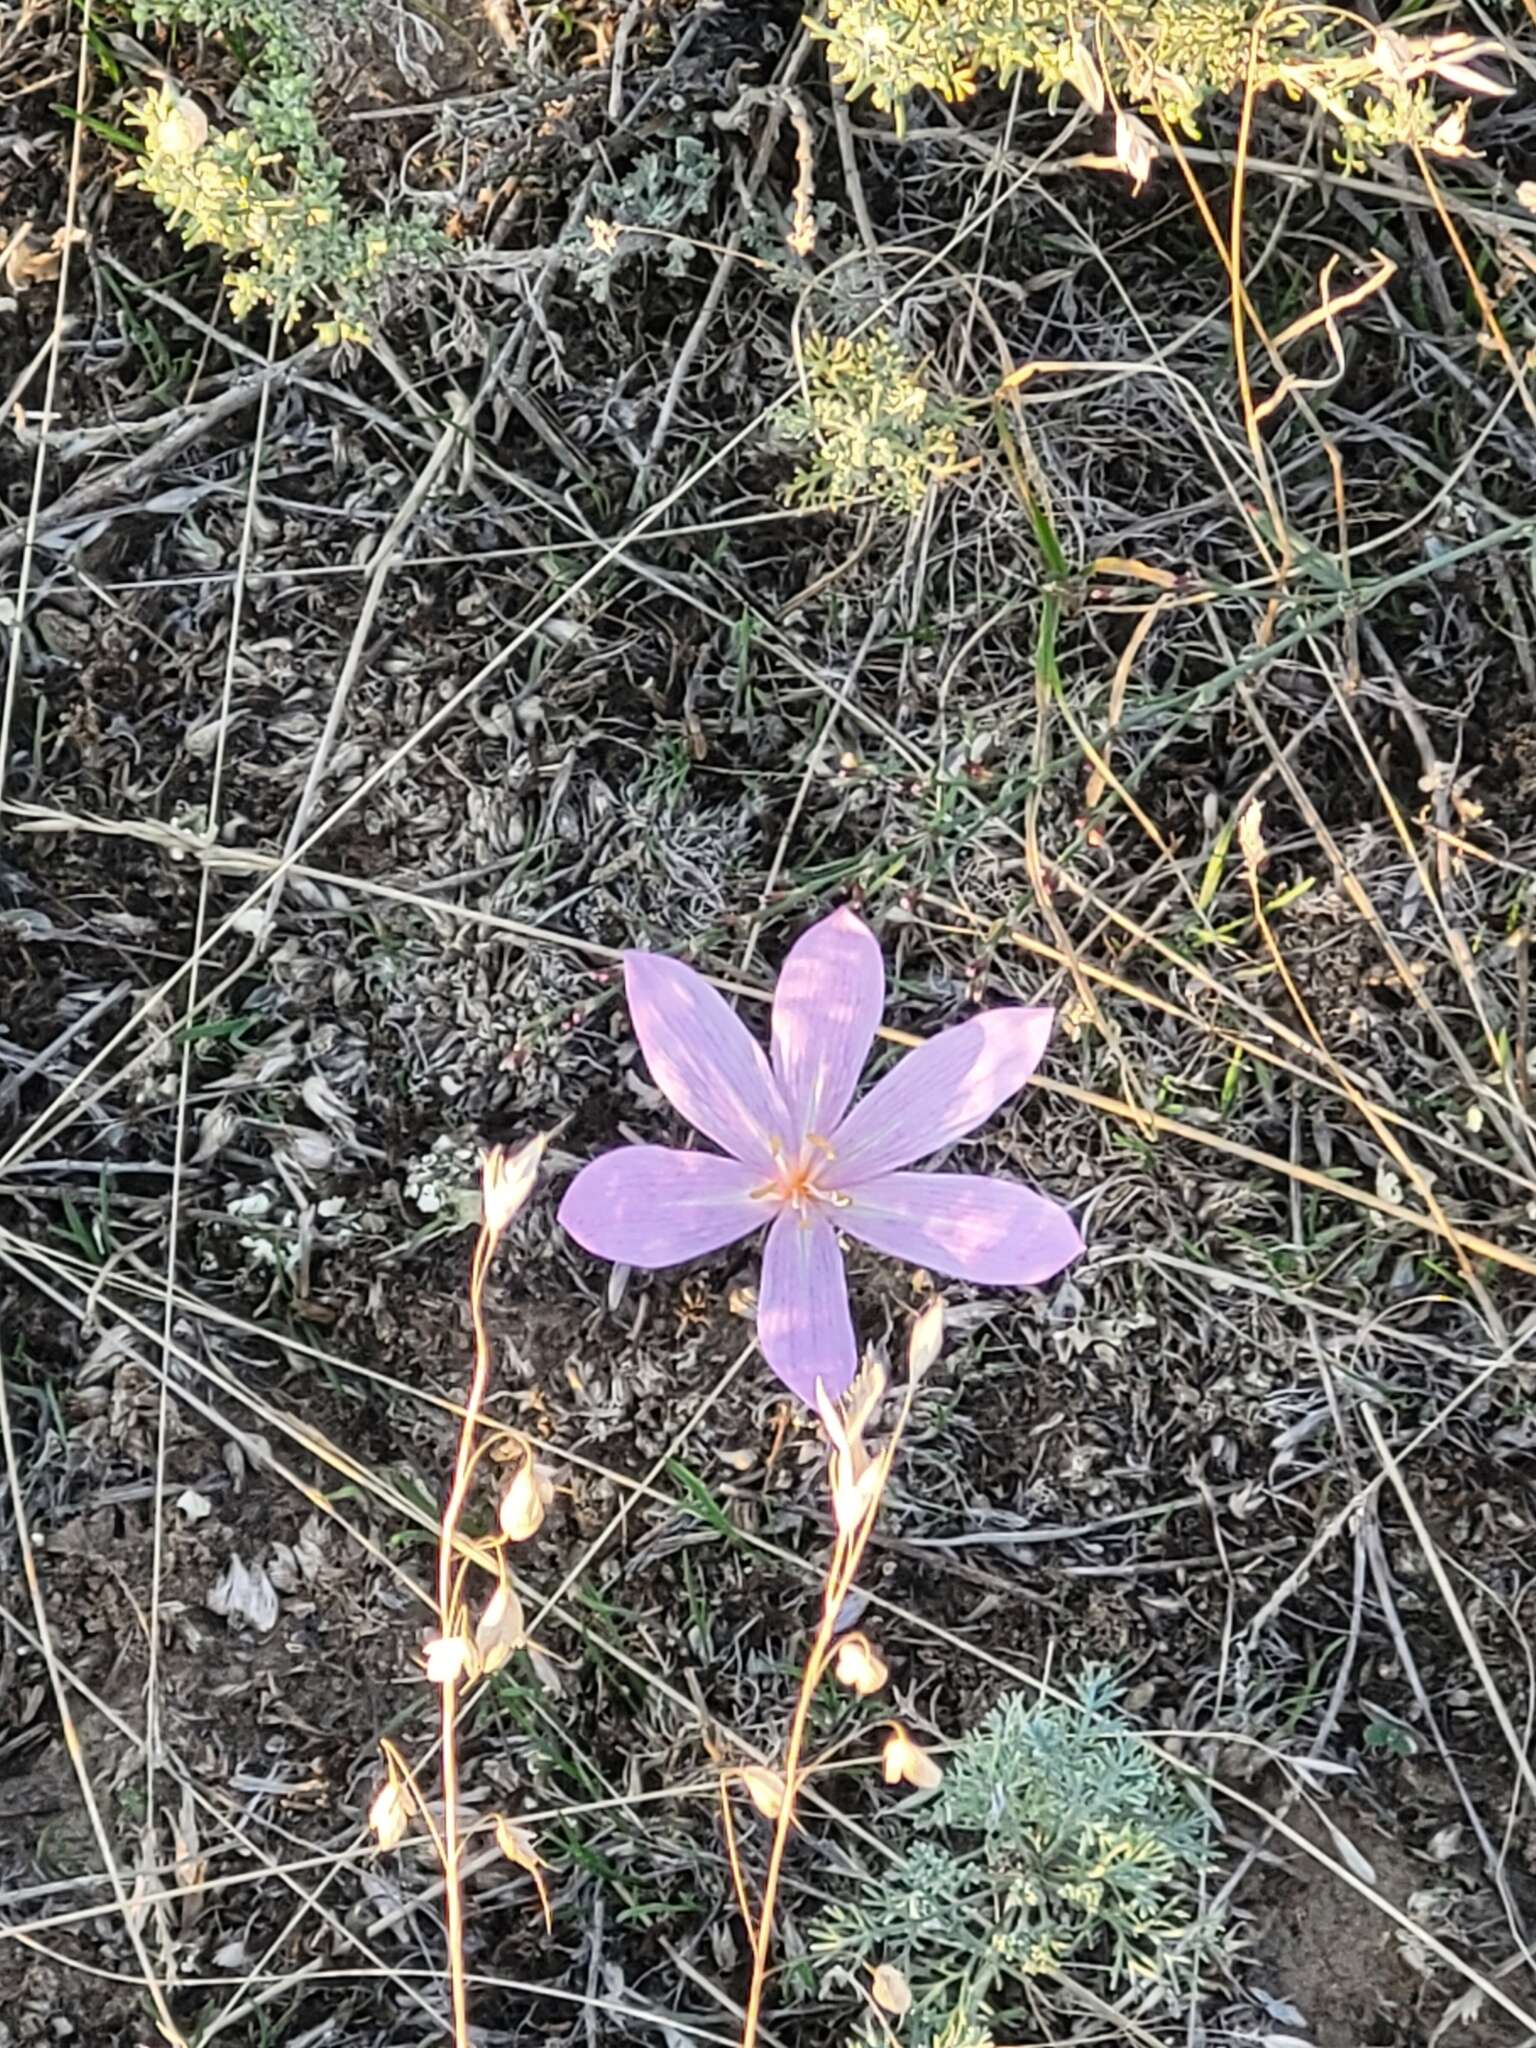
[123,0,439,337]
[571,138,721,304]
[777,328,963,512]
[812,1669,1216,2047]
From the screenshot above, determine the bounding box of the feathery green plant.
[811,1668,1217,2047]
[779,328,964,512]
[122,0,438,339]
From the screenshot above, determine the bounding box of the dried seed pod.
[369,1779,409,1852]
[739,1766,787,1820]
[908,1296,944,1380]
[482,1134,547,1235]
[882,1724,943,1790]
[871,1963,912,2016]
[474,1582,527,1672]
[833,1632,888,1696]
[495,1815,552,1930]
[424,1634,479,1686]
[498,1453,550,1542]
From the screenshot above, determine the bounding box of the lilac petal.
[827,1008,1056,1184]
[624,950,791,1172]
[845,1171,1083,1285]
[758,1209,858,1404]
[771,908,885,1141]
[558,1147,767,1268]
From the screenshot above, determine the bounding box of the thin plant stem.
[738,1352,923,2048]
[436,1226,496,2044]
[431,1141,543,2047]
[719,1782,760,1946]
[740,1594,839,2048]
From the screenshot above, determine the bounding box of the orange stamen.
[753,1137,839,1213]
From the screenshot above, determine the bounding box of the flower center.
[754,1134,848,1218]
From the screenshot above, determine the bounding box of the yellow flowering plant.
[121,0,438,339]
[779,328,965,512]
[812,0,1505,169]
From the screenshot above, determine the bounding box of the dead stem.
[434,1139,546,2048]
[739,1582,841,2048]
[738,1315,934,2048]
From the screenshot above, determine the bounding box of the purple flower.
[558,909,1083,1402]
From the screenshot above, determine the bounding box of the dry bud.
[1113,111,1158,194]
[1430,103,1472,157]
[1061,38,1105,113]
[495,1815,552,1930]
[474,1582,527,1673]
[424,1633,479,1686]
[908,1297,944,1380]
[840,1456,885,1539]
[739,1766,787,1820]
[882,1724,943,1790]
[369,1778,410,1852]
[826,1448,881,1538]
[843,1355,888,1439]
[481,1135,547,1236]
[871,1963,913,2016]
[817,1376,885,1536]
[1237,801,1266,870]
[833,1632,889,1696]
[498,1452,550,1543]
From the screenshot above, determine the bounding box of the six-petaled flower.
[558,909,1083,1401]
